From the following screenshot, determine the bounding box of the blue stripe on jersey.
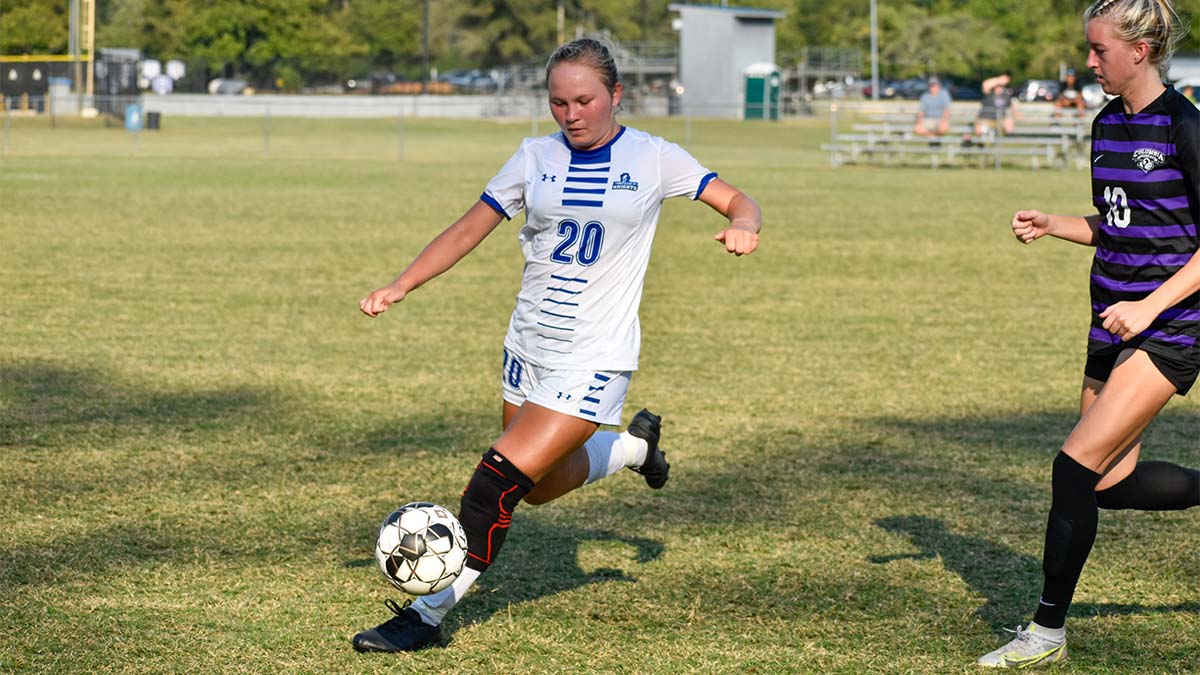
[693,171,719,200]
[537,322,574,332]
[582,396,601,404]
[1093,139,1175,155]
[559,126,627,162]
[540,308,576,319]
[564,187,606,194]
[480,191,510,220]
[550,274,588,283]
[538,346,571,355]
[578,409,598,417]
[1093,167,1184,182]
[562,199,603,207]
[547,286,582,295]
[566,176,607,184]
[593,373,612,382]
[537,333,574,344]
[543,298,579,307]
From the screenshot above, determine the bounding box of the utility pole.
[870,0,879,101]
[422,0,430,93]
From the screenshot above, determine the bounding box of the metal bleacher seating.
[822,104,1094,170]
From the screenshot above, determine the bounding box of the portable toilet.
[744,62,781,120]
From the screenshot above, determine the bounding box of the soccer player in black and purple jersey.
[978,0,1200,669]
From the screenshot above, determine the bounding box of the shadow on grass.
[0,360,276,447]
[870,515,1200,630]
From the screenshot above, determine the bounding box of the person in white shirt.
[353,38,762,652]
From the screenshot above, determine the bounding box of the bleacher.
[822,104,1094,170]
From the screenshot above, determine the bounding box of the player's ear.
[611,82,623,113]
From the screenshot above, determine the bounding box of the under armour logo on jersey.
[611,172,639,191]
[542,173,556,182]
[1132,148,1165,173]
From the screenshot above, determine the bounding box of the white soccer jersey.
[481,126,717,371]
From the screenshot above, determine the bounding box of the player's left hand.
[1099,300,1158,341]
[714,226,759,256]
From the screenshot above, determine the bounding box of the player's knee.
[458,449,534,570]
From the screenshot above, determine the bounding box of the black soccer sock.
[1033,452,1102,630]
[457,448,534,572]
[1097,461,1200,511]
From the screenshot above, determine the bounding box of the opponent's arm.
[1011,210,1102,246]
[698,178,762,256]
[360,200,506,317]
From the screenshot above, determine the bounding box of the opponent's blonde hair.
[1085,0,1188,77]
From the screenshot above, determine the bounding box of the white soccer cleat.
[977,625,1066,669]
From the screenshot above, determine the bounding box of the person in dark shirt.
[974,74,1017,136]
[1055,68,1088,116]
[978,0,1200,668]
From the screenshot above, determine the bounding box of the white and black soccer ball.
[375,502,468,596]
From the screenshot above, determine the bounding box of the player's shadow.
[869,515,1200,629]
[449,519,664,635]
[344,518,664,645]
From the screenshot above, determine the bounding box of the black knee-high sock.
[1033,452,1102,630]
[457,449,533,573]
[1097,461,1200,511]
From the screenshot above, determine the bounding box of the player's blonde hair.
[1085,0,1188,77]
[546,38,621,96]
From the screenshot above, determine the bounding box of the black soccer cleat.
[352,599,441,653]
[627,408,669,489]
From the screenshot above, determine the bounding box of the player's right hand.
[1011,209,1050,244]
[359,285,407,317]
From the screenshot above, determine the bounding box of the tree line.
[4,0,1200,89]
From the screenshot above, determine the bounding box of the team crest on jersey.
[611,172,639,191]
[1132,148,1165,173]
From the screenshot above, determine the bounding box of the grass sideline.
[2,114,1197,674]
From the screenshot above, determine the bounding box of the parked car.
[1018,79,1060,102]
[1081,82,1111,108]
[894,77,929,99]
[207,78,249,95]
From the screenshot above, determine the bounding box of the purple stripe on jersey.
[1089,326,1196,347]
[1093,195,1190,210]
[1090,273,1163,292]
[1095,302,1200,322]
[1092,139,1176,155]
[1100,221,1197,238]
[1093,167,1184,183]
[1095,247,1194,267]
[1097,113,1171,126]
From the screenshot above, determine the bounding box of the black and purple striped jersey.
[1088,86,1200,363]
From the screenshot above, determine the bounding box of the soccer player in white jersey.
[353,38,762,652]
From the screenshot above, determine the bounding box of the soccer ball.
[375,502,468,596]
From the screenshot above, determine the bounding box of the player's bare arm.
[360,201,505,317]
[699,178,762,256]
[1011,211,1101,246]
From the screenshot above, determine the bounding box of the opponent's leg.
[979,350,1175,667]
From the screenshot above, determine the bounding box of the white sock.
[409,566,481,627]
[1027,622,1066,642]
[584,431,648,485]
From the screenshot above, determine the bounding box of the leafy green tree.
[0,0,69,54]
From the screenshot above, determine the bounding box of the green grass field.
[2,112,1197,674]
